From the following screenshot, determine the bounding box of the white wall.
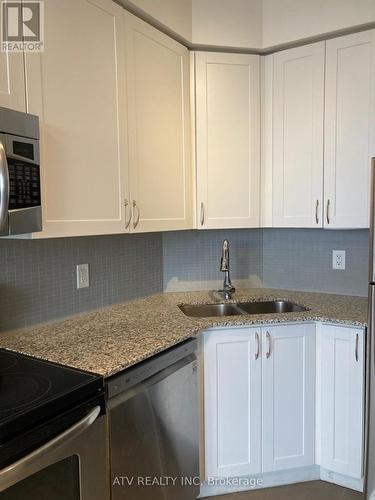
[192,0,262,48]
[121,0,192,41]
[262,0,375,47]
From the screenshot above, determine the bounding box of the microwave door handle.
[0,140,9,235]
[0,406,100,492]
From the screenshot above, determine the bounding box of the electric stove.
[0,348,104,469]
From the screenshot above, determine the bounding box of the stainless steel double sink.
[178,300,308,318]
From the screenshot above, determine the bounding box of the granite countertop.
[0,288,368,378]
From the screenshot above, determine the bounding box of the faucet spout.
[219,239,235,299]
[220,239,229,271]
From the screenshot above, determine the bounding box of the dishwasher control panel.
[106,338,197,399]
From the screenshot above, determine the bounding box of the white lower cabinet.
[320,325,365,480]
[203,322,365,493]
[203,323,315,480]
[262,324,316,472]
[204,327,262,478]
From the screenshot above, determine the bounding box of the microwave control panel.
[8,159,41,210]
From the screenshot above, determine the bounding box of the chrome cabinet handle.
[266,331,271,358]
[355,333,359,362]
[255,332,260,360]
[315,200,319,225]
[326,199,331,225]
[124,199,132,229]
[0,406,100,492]
[133,200,140,229]
[200,202,205,226]
[0,140,9,235]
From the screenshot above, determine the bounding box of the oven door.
[0,407,109,500]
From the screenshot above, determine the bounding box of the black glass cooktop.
[0,349,104,443]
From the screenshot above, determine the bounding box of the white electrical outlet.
[76,264,90,289]
[332,250,346,270]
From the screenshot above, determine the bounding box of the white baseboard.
[320,468,364,492]
[199,466,364,498]
[199,466,320,497]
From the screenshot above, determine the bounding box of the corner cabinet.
[195,52,260,230]
[25,0,129,238]
[320,325,365,481]
[202,322,365,495]
[203,323,315,480]
[262,324,315,472]
[124,12,194,233]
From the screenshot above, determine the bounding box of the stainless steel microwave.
[0,106,42,236]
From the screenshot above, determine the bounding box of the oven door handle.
[0,406,101,492]
[0,140,9,235]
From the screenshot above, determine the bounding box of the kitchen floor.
[205,481,363,500]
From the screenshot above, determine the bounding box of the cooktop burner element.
[0,349,103,445]
[0,357,17,372]
[0,373,52,412]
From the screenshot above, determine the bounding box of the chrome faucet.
[218,239,236,299]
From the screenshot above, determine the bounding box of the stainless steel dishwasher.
[107,339,199,500]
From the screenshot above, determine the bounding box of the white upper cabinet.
[124,12,194,233]
[204,327,262,478]
[25,0,129,238]
[320,325,365,479]
[324,30,375,229]
[262,324,316,472]
[266,30,375,229]
[0,52,26,112]
[272,43,325,228]
[22,1,193,238]
[195,52,260,230]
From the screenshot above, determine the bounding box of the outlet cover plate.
[332,250,346,270]
[76,263,90,289]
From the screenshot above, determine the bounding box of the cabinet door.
[196,52,260,230]
[320,325,364,479]
[262,323,315,472]
[0,52,26,112]
[272,43,325,228]
[124,12,194,233]
[204,328,261,478]
[25,0,129,238]
[324,30,375,229]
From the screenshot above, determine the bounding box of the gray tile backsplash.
[163,228,369,297]
[262,229,369,297]
[0,227,369,332]
[0,233,163,331]
[163,229,263,292]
